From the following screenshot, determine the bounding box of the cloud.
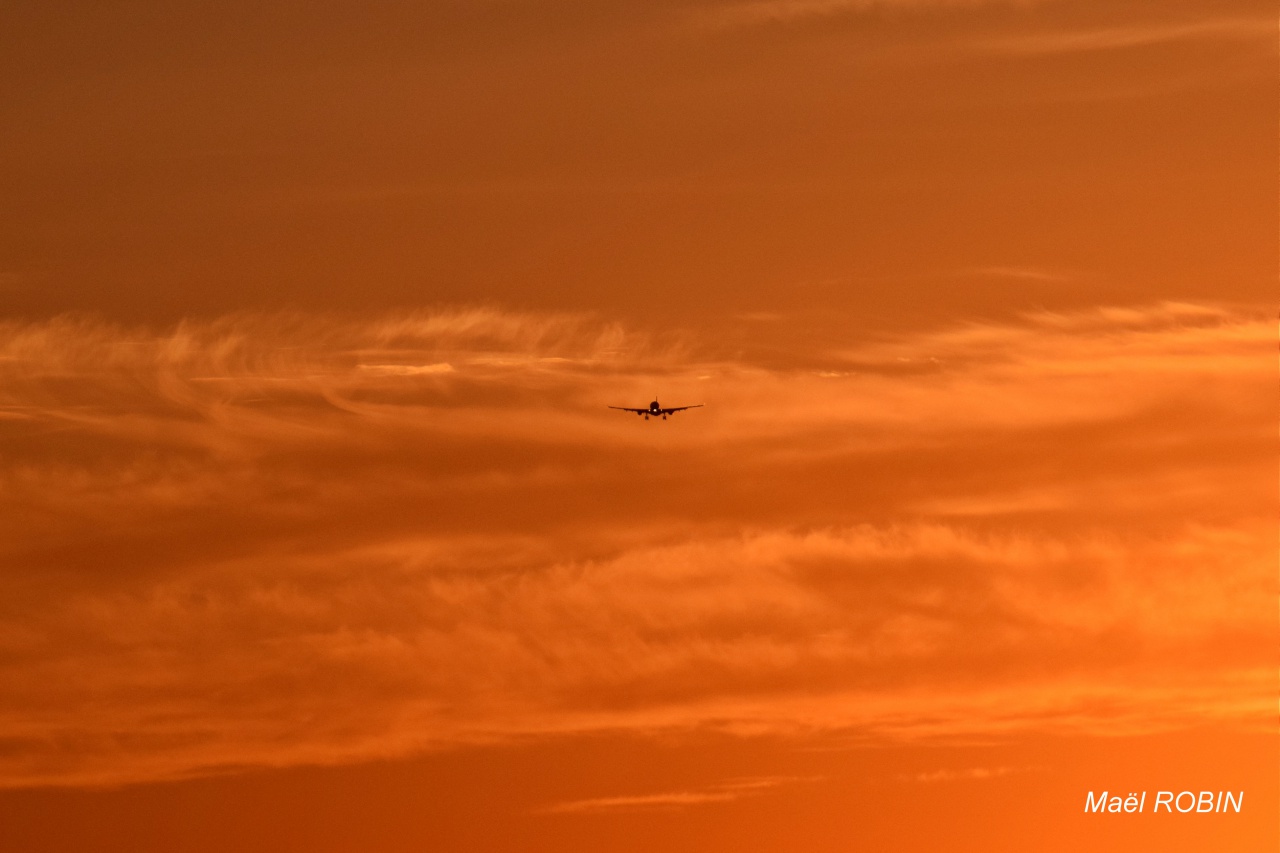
[969,266,1075,283]
[692,0,1034,31]
[0,302,1270,787]
[690,0,1272,54]
[902,765,1029,783]
[358,362,456,375]
[977,16,1275,56]
[537,776,814,813]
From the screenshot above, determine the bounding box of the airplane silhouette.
[609,399,703,421]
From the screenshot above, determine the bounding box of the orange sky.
[0,1,1275,850]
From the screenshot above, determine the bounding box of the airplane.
[609,399,703,420]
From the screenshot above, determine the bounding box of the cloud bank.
[0,302,1270,787]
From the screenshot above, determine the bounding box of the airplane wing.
[608,406,649,413]
[658,405,703,414]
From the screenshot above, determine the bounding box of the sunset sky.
[0,1,1275,850]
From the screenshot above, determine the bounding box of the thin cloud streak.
[969,266,1075,283]
[692,0,1036,30]
[537,775,815,813]
[977,16,1275,56]
[902,765,1029,783]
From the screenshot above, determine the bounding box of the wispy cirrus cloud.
[692,0,1035,30]
[0,302,1270,788]
[969,266,1076,283]
[976,15,1275,56]
[902,765,1030,783]
[536,776,814,813]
